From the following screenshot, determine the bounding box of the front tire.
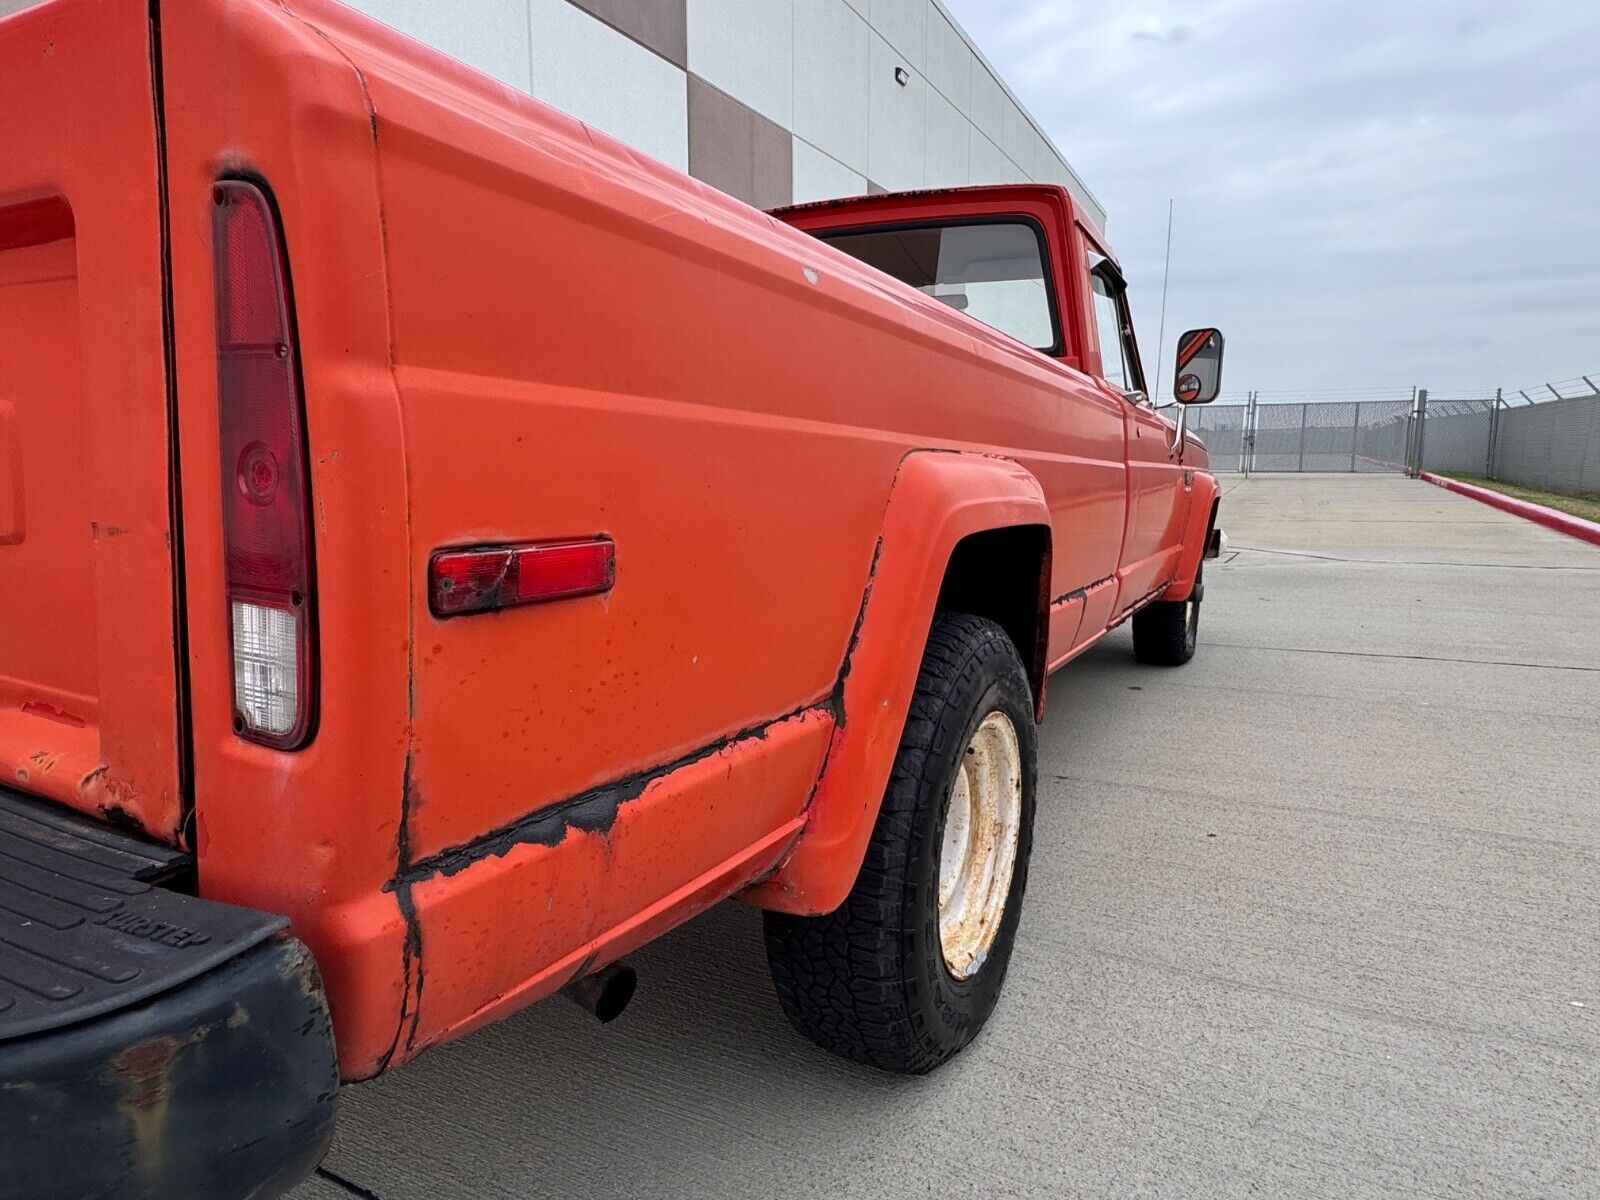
[1132,572,1202,666]
[763,613,1037,1075]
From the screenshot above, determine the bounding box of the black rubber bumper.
[0,788,338,1199]
[0,932,338,1200]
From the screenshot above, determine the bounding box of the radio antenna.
[1155,198,1174,388]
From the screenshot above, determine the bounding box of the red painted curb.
[1419,472,1600,548]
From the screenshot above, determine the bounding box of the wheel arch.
[936,524,1051,719]
[744,450,1051,917]
[1160,471,1221,603]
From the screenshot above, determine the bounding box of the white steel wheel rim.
[937,710,1023,980]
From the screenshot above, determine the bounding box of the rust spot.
[98,803,146,837]
[106,1025,211,1184]
[113,1038,180,1113]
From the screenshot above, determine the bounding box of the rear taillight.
[213,180,316,749]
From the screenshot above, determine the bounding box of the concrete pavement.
[297,474,1600,1200]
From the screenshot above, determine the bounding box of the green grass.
[1443,473,1600,524]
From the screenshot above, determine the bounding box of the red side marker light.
[430,539,616,617]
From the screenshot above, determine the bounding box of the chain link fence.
[1420,390,1600,495]
[1184,404,1248,466]
[1191,398,1417,474]
[1194,376,1599,496]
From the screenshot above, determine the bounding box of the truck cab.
[775,184,1220,670]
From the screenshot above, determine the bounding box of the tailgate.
[0,0,184,840]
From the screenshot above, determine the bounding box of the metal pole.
[1404,386,1418,474]
[1488,388,1501,478]
[1239,393,1248,475]
[1350,402,1361,471]
[1583,375,1598,395]
[1297,403,1308,471]
[1414,389,1429,476]
[1547,383,1563,400]
[1240,392,1252,476]
[1247,391,1258,476]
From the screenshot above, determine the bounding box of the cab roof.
[769,182,1112,267]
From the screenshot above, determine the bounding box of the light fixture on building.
[894,66,909,86]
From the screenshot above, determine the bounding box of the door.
[1084,253,1187,609]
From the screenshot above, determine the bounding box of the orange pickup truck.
[0,1,1226,1195]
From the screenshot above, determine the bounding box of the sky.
[942,0,1600,401]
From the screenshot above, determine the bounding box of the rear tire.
[762,613,1037,1075]
[1132,572,1202,666]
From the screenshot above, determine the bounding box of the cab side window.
[1089,273,1130,391]
[1086,252,1147,399]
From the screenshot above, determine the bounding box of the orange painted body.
[0,0,1214,1080]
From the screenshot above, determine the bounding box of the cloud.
[942,0,1600,396]
[1130,24,1194,44]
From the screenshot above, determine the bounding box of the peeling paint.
[375,752,426,1072]
[829,536,882,726]
[1051,572,1114,608]
[20,701,86,728]
[390,700,830,888]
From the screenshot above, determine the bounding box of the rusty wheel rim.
[937,710,1022,980]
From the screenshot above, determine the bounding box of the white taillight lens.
[231,601,301,738]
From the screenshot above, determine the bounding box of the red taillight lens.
[430,540,616,617]
[213,180,316,748]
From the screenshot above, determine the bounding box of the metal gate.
[1189,398,1418,473]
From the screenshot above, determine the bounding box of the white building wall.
[339,0,1105,224]
[0,0,1105,226]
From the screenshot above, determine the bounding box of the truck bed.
[0,0,186,842]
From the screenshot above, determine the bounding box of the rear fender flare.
[744,450,1050,916]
